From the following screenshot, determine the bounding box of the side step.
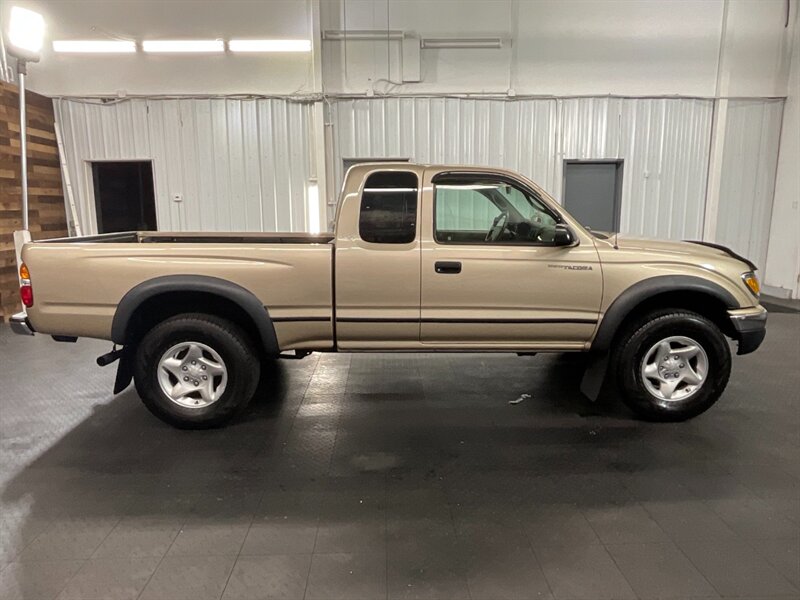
[97,348,124,367]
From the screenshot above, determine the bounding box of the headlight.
[742,271,760,297]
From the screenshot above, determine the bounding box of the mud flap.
[113,347,135,394]
[580,351,609,402]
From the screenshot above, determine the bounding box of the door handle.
[435,261,462,274]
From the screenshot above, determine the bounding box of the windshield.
[495,183,557,229]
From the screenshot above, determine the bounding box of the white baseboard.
[762,284,794,300]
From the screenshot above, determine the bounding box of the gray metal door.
[563,161,622,232]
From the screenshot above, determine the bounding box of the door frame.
[84,159,158,235]
[562,159,624,233]
[419,167,603,350]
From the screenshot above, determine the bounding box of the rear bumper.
[9,311,35,336]
[728,306,767,355]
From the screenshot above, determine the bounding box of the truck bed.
[38,231,336,244]
[22,231,335,351]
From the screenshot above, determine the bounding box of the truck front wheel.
[614,309,731,421]
[133,313,260,429]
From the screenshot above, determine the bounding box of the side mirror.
[553,224,576,247]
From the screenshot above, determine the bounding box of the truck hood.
[610,234,757,270]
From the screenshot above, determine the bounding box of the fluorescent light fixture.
[323,29,404,41]
[53,40,136,53]
[229,39,311,52]
[7,6,45,61]
[307,182,320,234]
[142,39,224,53]
[421,37,502,49]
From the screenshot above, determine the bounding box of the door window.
[359,171,418,244]
[434,178,558,244]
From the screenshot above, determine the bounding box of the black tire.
[133,313,260,429]
[614,309,731,421]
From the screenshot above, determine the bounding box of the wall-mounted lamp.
[306,181,321,234]
[5,5,46,284]
[6,6,45,63]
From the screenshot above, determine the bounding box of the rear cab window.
[359,171,418,244]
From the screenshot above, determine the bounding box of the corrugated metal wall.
[54,97,315,235]
[559,98,715,240]
[329,97,715,241]
[716,99,785,271]
[329,98,559,209]
[54,95,784,272]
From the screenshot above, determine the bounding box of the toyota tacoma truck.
[11,163,767,428]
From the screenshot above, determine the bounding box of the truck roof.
[342,162,551,197]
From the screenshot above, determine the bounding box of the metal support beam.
[17,61,29,230]
[702,0,731,242]
[13,59,31,295]
[310,0,329,230]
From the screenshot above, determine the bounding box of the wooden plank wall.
[0,80,68,322]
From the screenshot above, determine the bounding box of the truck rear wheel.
[614,309,731,421]
[133,313,260,429]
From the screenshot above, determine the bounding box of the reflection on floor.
[0,314,798,600]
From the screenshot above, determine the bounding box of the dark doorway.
[563,160,623,232]
[91,161,157,233]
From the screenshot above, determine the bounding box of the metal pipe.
[18,62,29,230]
[323,30,404,41]
[421,38,503,49]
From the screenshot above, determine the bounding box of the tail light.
[19,263,33,307]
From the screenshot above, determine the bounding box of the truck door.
[335,169,422,349]
[420,170,602,348]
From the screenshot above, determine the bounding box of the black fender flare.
[580,275,738,402]
[111,274,280,356]
[591,274,738,353]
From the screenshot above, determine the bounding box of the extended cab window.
[359,171,418,244]
[434,177,558,244]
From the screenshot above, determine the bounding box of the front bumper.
[9,311,34,336]
[728,305,767,355]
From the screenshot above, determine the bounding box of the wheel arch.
[592,275,739,353]
[111,275,280,357]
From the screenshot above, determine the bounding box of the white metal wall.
[329,98,558,207]
[716,99,785,271]
[329,97,715,240]
[54,97,315,235]
[55,95,784,275]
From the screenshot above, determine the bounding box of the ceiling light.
[142,39,224,53]
[229,39,311,52]
[53,40,136,53]
[421,37,503,49]
[7,6,46,62]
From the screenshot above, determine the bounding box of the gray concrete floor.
[0,315,798,600]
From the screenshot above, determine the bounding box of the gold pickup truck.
[11,163,767,428]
